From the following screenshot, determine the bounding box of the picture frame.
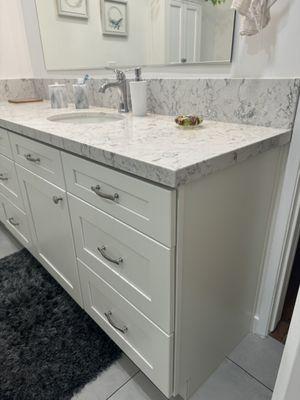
[100,0,128,37]
[57,0,89,19]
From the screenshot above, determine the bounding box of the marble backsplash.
[0,79,36,102]
[147,79,300,130]
[1,78,299,130]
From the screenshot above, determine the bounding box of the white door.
[272,287,300,400]
[16,165,82,306]
[167,0,202,64]
[184,1,202,63]
[168,0,185,63]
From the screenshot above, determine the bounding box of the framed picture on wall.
[57,0,89,19]
[100,0,128,37]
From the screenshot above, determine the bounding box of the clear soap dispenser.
[73,74,90,109]
[129,68,147,116]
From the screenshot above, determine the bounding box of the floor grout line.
[106,370,140,400]
[226,357,274,393]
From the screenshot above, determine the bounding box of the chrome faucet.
[99,69,129,113]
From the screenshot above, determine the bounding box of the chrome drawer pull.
[98,246,123,265]
[24,154,41,163]
[8,217,20,227]
[53,196,63,204]
[105,311,128,334]
[0,173,8,181]
[91,185,119,202]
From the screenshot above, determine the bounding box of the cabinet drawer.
[10,133,65,188]
[69,194,174,333]
[62,152,176,247]
[78,259,173,397]
[0,154,24,210]
[0,192,31,247]
[0,128,13,159]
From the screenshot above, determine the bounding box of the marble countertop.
[0,102,291,188]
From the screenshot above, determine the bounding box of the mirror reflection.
[35,0,235,70]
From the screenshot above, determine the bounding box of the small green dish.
[175,115,203,128]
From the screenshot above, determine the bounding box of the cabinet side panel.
[174,146,285,399]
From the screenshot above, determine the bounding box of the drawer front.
[78,259,173,397]
[0,128,13,159]
[69,194,174,334]
[10,133,65,188]
[0,192,31,247]
[62,152,176,247]
[0,153,24,210]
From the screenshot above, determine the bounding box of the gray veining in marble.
[31,78,300,130]
[0,102,291,188]
[1,78,299,130]
[147,79,300,129]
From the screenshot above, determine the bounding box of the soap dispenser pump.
[129,67,147,116]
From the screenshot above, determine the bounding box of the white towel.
[232,0,278,36]
[231,0,252,16]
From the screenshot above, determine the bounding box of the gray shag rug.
[0,249,122,400]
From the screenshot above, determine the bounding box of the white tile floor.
[74,333,283,400]
[0,224,284,400]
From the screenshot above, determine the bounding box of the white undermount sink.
[48,112,124,124]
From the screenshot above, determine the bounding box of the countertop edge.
[0,118,292,189]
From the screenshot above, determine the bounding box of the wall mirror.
[35,0,235,70]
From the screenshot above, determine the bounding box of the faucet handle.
[104,67,126,81]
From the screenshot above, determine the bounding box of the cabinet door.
[16,165,82,306]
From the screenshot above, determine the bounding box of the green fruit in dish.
[175,115,203,127]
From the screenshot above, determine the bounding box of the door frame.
[253,100,300,337]
[272,286,300,400]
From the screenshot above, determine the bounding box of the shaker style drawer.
[78,259,174,398]
[69,194,174,333]
[62,152,176,247]
[0,192,31,247]
[0,128,13,159]
[0,153,24,210]
[10,133,65,188]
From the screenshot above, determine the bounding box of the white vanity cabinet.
[0,128,286,399]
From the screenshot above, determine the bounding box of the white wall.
[1,0,299,79]
[35,0,149,70]
[0,0,33,79]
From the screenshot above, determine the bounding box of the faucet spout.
[99,81,120,93]
[98,70,129,113]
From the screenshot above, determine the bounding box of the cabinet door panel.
[0,153,24,210]
[16,165,82,306]
[0,192,31,247]
[0,128,13,159]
